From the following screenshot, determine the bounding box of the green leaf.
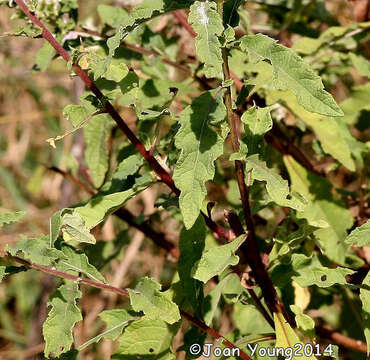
[0,266,26,283]
[106,0,192,59]
[78,310,133,351]
[178,216,206,316]
[274,312,317,360]
[188,1,224,78]
[290,254,353,288]
[241,105,273,135]
[128,277,181,324]
[13,24,42,38]
[340,83,370,124]
[43,282,82,358]
[267,90,356,171]
[240,34,343,117]
[34,41,56,72]
[74,175,151,229]
[114,154,144,182]
[173,90,226,229]
[223,0,244,27]
[284,156,354,264]
[203,273,242,325]
[63,104,90,127]
[349,53,370,78]
[104,63,129,82]
[0,267,5,283]
[99,309,132,340]
[113,318,177,360]
[192,235,246,283]
[245,154,306,211]
[360,272,370,355]
[290,305,315,338]
[6,235,66,266]
[50,210,63,247]
[0,211,26,227]
[97,4,128,27]
[83,113,113,188]
[345,220,370,247]
[57,245,106,283]
[61,211,97,244]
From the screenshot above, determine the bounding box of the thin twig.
[316,326,367,354]
[8,255,252,360]
[216,0,282,316]
[13,0,230,243]
[46,165,180,258]
[14,0,177,194]
[47,166,96,195]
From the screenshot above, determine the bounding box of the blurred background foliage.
[0,0,369,359]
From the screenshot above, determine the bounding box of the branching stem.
[13,0,230,243]
[8,255,252,360]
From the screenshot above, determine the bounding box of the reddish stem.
[14,0,177,194]
[9,255,251,359]
[14,0,230,242]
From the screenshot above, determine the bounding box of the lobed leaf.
[240,34,344,117]
[6,235,66,266]
[43,282,82,358]
[57,245,106,283]
[173,90,226,229]
[0,211,26,227]
[188,1,224,78]
[245,154,306,211]
[192,235,246,283]
[128,277,181,324]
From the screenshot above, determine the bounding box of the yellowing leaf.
[128,277,181,324]
[274,312,317,360]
